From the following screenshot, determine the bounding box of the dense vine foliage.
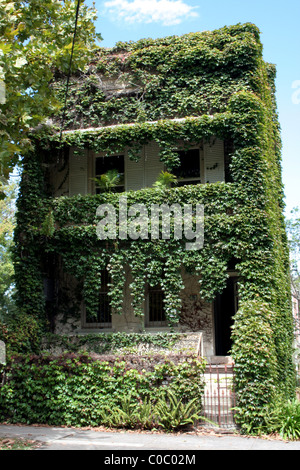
[231,299,279,433]
[12,23,296,428]
[0,352,205,427]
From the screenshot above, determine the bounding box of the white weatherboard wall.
[144,142,164,188]
[126,142,164,191]
[69,148,88,196]
[204,137,225,183]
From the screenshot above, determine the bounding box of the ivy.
[13,23,297,431]
[231,299,281,434]
[42,331,183,354]
[0,352,205,427]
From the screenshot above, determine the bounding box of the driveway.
[0,424,300,452]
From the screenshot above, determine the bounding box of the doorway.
[214,277,238,356]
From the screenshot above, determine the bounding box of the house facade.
[14,24,295,374]
[46,135,235,359]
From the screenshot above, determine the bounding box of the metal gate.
[202,364,236,429]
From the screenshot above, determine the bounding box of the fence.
[202,363,236,429]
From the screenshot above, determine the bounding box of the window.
[146,285,167,327]
[172,149,201,186]
[84,270,112,328]
[95,154,125,193]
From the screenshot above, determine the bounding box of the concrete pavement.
[0,424,300,451]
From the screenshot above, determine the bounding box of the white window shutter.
[144,142,164,188]
[69,148,88,196]
[125,142,164,191]
[125,150,145,191]
[204,138,225,183]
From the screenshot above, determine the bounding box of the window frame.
[93,152,125,194]
[172,146,204,186]
[145,284,167,327]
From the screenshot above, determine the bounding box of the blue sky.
[85,0,300,216]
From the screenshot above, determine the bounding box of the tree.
[0,0,101,183]
[0,176,18,319]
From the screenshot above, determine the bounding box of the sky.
[84,0,300,216]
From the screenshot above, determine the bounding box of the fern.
[135,398,157,429]
[154,390,202,431]
[92,169,121,192]
[102,395,156,429]
[153,171,177,189]
[266,399,300,440]
[99,392,208,431]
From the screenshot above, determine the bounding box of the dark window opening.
[95,155,125,193]
[85,270,112,326]
[172,149,201,186]
[147,285,166,326]
[227,257,240,271]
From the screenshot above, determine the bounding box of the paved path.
[0,424,300,451]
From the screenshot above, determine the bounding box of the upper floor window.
[95,154,125,193]
[172,149,201,186]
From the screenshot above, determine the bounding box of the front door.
[214,277,237,356]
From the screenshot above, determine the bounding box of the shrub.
[0,352,205,428]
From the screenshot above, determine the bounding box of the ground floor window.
[84,270,112,328]
[146,285,167,327]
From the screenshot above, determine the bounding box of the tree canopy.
[0,0,100,184]
[286,207,300,292]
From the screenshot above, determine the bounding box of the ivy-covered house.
[15,23,296,396]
